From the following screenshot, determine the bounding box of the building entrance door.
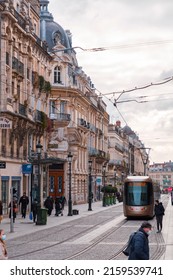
[49,171,64,200]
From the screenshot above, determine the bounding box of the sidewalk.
[1,200,115,240]
[160,196,173,259]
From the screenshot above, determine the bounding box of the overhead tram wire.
[102,76,173,101]
[98,89,129,126]
[64,39,173,53]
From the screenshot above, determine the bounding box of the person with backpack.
[154,200,165,233]
[127,222,152,260]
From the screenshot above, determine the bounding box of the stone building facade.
[40,0,109,204]
[149,161,173,191]
[0,0,51,212]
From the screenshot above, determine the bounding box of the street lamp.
[36,141,43,203]
[102,164,106,207]
[143,156,148,175]
[67,152,73,216]
[88,160,92,211]
[114,169,117,187]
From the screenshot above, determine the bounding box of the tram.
[123,176,154,219]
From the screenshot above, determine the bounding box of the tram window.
[125,184,150,206]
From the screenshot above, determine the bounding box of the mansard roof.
[40,0,72,52]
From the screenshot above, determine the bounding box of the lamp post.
[114,169,117,187]
[88,160,92,211]
[102,164,106,207]
[143,156,148,175]
[36,141,43,203]
[67,152,73,216]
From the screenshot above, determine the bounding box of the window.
[60,101,66,113]
[49,100,56,114]
[16,3,20,12]
[54,66,61,83]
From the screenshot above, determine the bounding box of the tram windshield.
[125,182,152,206]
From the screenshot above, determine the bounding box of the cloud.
[48,0,173,163]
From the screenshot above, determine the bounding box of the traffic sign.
[0,161,6,168]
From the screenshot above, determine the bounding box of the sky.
[48,0,173,164]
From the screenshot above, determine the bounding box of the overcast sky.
[48,0,173,164]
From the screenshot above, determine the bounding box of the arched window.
[54,66,61,83]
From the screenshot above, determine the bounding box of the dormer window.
[16,3,20,12]
[54,66,61,84]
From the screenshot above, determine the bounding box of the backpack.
[123,232,136,256]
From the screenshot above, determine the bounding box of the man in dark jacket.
[19,192,29,218]
[154,200,165,233]
[128,222,152,260]
[44,196,54,216]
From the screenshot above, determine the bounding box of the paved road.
[5,198,169,260]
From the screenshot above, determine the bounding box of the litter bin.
[36,208,47,225]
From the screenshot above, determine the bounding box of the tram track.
[9,196,169,260]
[64,219,128,260]
[9,210,122,259]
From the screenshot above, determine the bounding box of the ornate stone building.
[107,121,148,190]
[40,0,109,204]
[0,0,51,212]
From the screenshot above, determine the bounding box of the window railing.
[13,9,26,30]
[49,113,71,121]
[12,57,24,76]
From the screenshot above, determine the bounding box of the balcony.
[32,33,48,52]
[115,143,124,153]
[12,57,24,77]
[13,9,26,30]
[78,118,90,130]
[88,147,109,163]
[50,113,71,127]
[95,150,108,164]
[88,147,98,157]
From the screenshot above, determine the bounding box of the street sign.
[0,117,12,129]
[0,161,6,169]
[22,164,33,174]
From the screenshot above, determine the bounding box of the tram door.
[49,171,64,199]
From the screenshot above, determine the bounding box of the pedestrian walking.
[19,192,29,218]
[31,199,39,223]
[55,197,63,216]
[128,222,152,260]
[154,200,165,233]
[59,195,66,210]
[0,229,8,260]
[171,191,173,205]
[8,199,18,223]
[0,201,3,224]
[44,196,54,216]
